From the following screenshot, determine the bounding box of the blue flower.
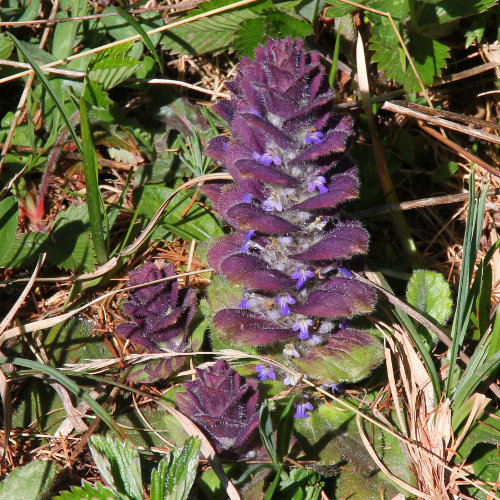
[338,319,350,330]
[240,230,255,253]
[291,266,315,289]
[293,317,314,340]
[307,172,328,194]
[253,150,281,167]
[242,193,253,203]
[305,130,324,145]
[255,364,276,381]
[294,397,313,419]
[262,192,283,212]
[239,290,250,309]
[283,344,300,358]
[337,266,352,278]
[275,294,296,316]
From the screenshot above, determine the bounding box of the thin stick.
[383,101,500,144]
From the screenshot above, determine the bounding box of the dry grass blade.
[0,253,46,336]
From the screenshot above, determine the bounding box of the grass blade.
[0,356,125,438]
[8,34,83,156]
[446,174,489,396]
[116,7,163,72]
[79,93,108,265]
[329,25,342,88]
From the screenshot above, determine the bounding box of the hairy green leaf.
[54,481,117,500]
[89,434,143,500]
[0,460,58,500]
[150,437,201,500]
[406,270,453,348]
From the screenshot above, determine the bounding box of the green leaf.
[0,197,18,263]
[0,460,58,500]
[0,231,48,268]
[432,161,459,182]
[325,0,358,17]
[276,396,296,463]
[0,33,14,60]
[446,175,490,396]
[233,18,265,58]
[291,330,384,383]
[47,203,97,272]
[161,0,263,56]
[54,481,117,500]
[89,434,143,500]
[133,185,224,242]
[456,409,500,458]
[489,307,500,360]
[466,444,500,500]
[87,42,142,90]
[406,270,453,348]
[369,24,450,91]
[149,436,201,500]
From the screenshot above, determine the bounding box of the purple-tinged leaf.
[220,253,295,290]
[291,173,358,210]
[292,330,384,382]
[213,309,296,345]
[290,225,368,260]
[236,159,297,186]
[227,203,299,233]
[291,277,375,318]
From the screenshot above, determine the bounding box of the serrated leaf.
[406,270,453,348]
[133,185,224,242]
[369,23,450,91]
[260,9,312,43]
[150,436,201,500]
[0,197,18,262]
[89,435,143,500]
[0,230,48,268]
[0,460,58,500]
[161,0,261,56]
[234,18,265,58]
[87,42,142,90]
[54,481,117,500]
[47,203,97,272]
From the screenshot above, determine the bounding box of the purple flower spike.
[305,130,325,145]
[255,364,276,381]
[291,266,315,289]
[308,172,328,194]
[293,317,314,340]
[294,396,313,419]
[275,294,296,316]
[204,38,382,390]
